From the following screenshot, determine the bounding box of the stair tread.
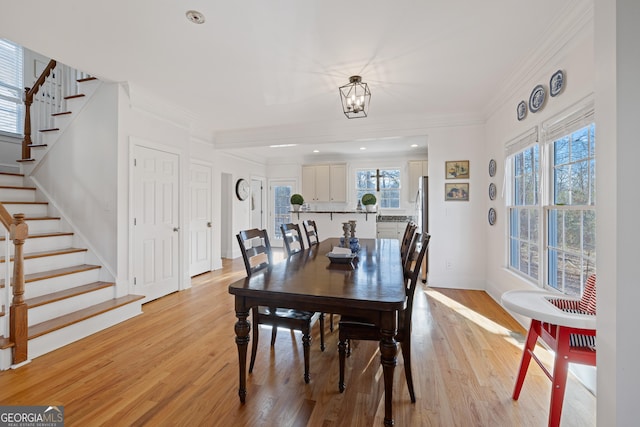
[26,281,114,308]
[0,247,87,263]
[29,294,144,339]
[64,94,85,100]
[51,111,71,116]
[0,185,35,190]
[0,264,101,287]
[16,159,35,163]
[39,128,60,132]
[23,216,61,221]
[0,231,73,242]
[0,172,24,177]
[28,144,48,148]
[77,77,97,83]
[0,336,14,350]
[1,201,47,205]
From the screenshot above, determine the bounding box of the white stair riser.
[0,175,24,187]
[28,286,114,326]
[0,348,12,371]
[25,268,101,299]
[24,220,61,234]
[22,251,87,275]
[4,204,48,217]
[0,235,73,257]
[0,188,36,202]
[28,302,142,360]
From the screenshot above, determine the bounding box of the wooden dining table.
[228,237,406,426]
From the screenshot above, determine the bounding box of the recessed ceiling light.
[313,150,319,153]
[186,10,205,24]
[269,144,297,148]
[411,144,418,148]
[360,147,366,150]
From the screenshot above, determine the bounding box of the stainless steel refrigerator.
[415,176,429,282]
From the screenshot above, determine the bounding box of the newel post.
[22,87,33,161]
[9,213,29,364]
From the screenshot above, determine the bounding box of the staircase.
[0,171,143,367]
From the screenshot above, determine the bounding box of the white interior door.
[133,145,180,302]
[270,180,295,247]
[190,162,212,277]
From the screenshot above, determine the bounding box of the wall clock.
[235,178,250,201]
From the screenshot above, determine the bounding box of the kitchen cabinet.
[408,160,428,202]
[376,221,409,240]
[302,163,347,203]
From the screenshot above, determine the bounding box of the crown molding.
[483,0,594,120]
[213,112,484,149]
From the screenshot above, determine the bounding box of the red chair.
[502,275,596,427]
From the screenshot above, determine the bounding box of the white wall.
[483,21,595,305]
[0,134,20,173]
[31,83,119,279]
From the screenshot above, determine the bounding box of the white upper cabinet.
[408,160,428,202]
[302,163,346,203]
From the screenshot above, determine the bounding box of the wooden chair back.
[400,233,431,333]
[236,228,273,277]
[302,220,319,247]
[400,221,417,265]
[281,223,305,256]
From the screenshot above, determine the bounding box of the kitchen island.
[290,210,377,239]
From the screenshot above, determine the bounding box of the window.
[0,39,24,135]
[507,101,595,297]
[356,169,400,208]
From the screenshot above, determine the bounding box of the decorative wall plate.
[529,84,546,113]
[517,101,527,121]
[488,159,497,177]
[488,208,497,226]
[489,183,497,200]
[550,69,565,97]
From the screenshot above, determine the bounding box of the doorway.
[251,178,265,229]
[269,180,295,247]
[132,144,180,303]
[189,162,212,277]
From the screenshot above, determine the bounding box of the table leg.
[380,313,398,426]
[234,302,251,403]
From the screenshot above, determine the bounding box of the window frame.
[0,38,24,137]
[354,168,401,209]
[506,98,595,296]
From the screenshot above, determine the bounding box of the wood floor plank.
[0,257,595,426]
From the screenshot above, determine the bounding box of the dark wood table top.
[228,238,406,314]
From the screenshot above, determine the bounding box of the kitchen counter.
[289,211,377,239]
[377,215,415,222]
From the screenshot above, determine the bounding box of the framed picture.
[445,183,469,201]
[445,160,470,179]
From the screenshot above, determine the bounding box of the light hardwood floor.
[0,257,595,426]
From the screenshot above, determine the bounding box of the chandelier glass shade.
[339,75,371,119]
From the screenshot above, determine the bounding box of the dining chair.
[400,221,417,266]
[301,219,337,332]
[338,232,430,402]
[280,222,305,256]
[509,274,597,427]
[302,219,320,247]
[236,228,325,383]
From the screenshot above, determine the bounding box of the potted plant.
[361,193,377,212]
[290,193,304,211]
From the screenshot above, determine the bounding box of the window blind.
[504,126,538,157]
[542,94,595,143]
[0,39,24,134]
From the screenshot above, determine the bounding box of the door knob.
[207,222,212,228]
[173,227,180,232]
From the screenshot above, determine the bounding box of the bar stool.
[501,275,596,427]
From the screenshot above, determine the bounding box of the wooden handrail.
[22,59,57,160]
[0,202,11,231]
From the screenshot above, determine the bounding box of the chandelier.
[339,75,371,119]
